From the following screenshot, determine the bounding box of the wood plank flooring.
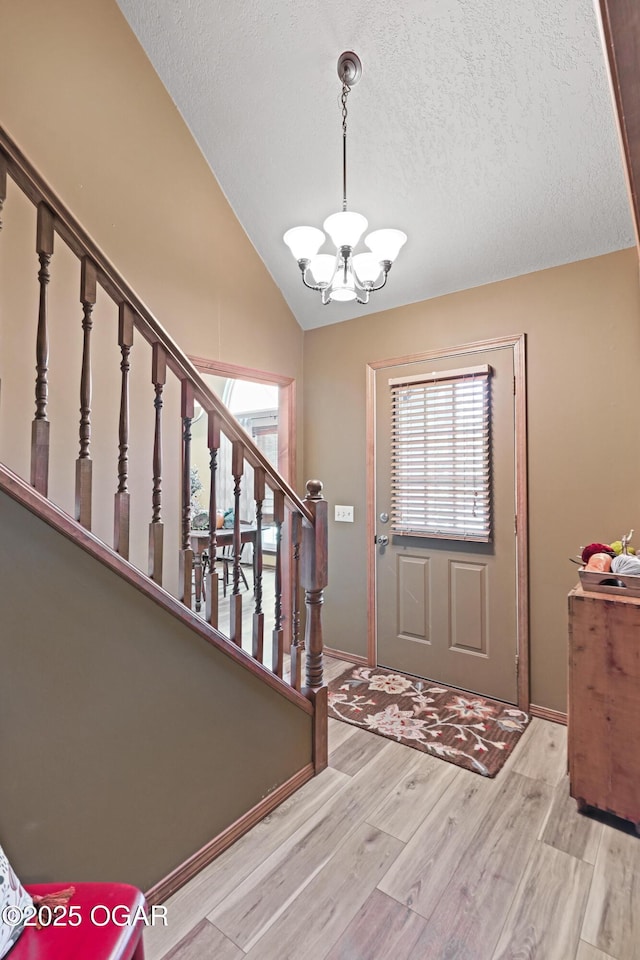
[163,919,243,960]
[146,661,640,960]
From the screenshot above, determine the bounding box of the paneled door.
[375,344,518,703]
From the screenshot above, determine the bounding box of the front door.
[375,344,518,703]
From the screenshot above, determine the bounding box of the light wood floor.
[144,656,639,960]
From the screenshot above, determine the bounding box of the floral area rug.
[328,665,530,777]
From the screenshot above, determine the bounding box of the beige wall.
[0,0,302,377]
[0,487,311,890]
[304,249,640,713]
[0,0,304,594]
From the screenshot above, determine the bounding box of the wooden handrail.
[0,461,313,716]
[0,127,312,523]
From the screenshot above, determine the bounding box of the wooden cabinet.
[568,584,640,829]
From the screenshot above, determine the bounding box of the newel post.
[301,479,328,773]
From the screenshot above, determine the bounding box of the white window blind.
[253,425,278,469]
[390,364,492,542]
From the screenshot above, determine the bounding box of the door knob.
[376,534,389,547]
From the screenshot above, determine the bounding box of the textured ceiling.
[115,0,634,330]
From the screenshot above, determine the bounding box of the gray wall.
[0,490,311,891]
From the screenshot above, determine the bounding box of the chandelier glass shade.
[283,52,407,306]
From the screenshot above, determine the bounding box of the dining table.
[190,526,258,612]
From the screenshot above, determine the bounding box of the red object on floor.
[10,882,145,960]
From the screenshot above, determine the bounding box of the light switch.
[335,505,354,522]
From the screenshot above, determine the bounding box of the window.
[252,423,279,470]
[222,378,280,547]
[243,419,278,551]
[390,364,492,542]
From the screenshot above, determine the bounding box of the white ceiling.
[115,0,634,331]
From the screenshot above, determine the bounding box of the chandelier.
[283,52,407,305]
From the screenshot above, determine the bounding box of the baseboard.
[324,646,369,666]
[145,762,315,904]
[529,704,567,725]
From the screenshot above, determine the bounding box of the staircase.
[0,128,328,899]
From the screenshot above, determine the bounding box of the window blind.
[251,423,277,520]
[389,364,492,542]
[253,425,278,469]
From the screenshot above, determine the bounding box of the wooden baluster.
[31,203,54,496]
[252,467,266,663]
[229,441,244,645]
[75,257,97,529]
[272,490,285,678]
[301,479,328,773]
[148,343,166,584]
[0,153,6,232]
[289,511,303,690]
[114,304,134,558]
[179,380,195,607]
[205,412,221,628]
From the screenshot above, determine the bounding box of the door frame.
[190,355,297,650]
[190,356,296,488]
[365,334,529,710]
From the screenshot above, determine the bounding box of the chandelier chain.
[341,79,349,136]
[341,78,350,212]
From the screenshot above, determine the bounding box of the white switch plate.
[335,505,354,523]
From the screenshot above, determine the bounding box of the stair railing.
[0,128,327,770]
